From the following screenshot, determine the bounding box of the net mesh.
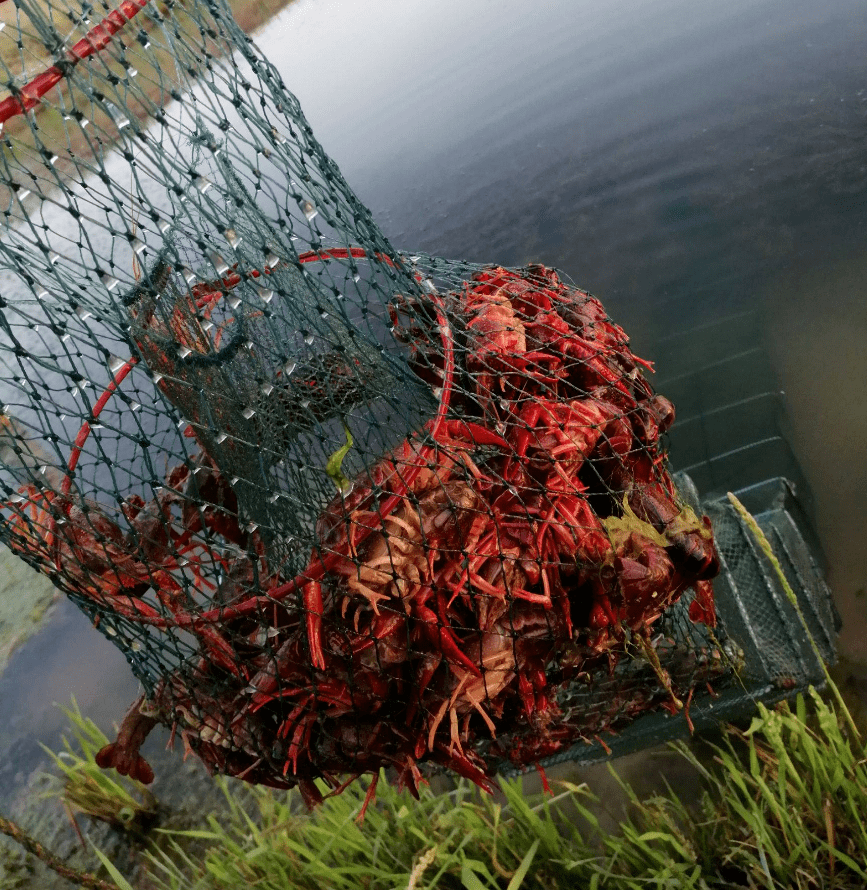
[524,475,839,773]
[0,0,829,805]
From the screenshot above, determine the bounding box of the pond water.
[1,0,865,816]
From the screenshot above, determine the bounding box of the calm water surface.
[1,0,865,805]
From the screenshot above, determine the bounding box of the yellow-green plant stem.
[634,629,683,710]
[726,492,859,739]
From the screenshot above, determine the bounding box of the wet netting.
[0,0,729,806]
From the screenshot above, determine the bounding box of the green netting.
[0,0,830,807]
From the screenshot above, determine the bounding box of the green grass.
[144,770,587,890]
[122,682,864,890]
[39,697,158,834]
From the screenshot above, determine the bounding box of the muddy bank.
[0,545,60,679]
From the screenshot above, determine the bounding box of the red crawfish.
[72,262,723,807]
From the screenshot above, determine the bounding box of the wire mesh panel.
[657,311,813,508]
[0,0,825,807]
[526,474,839,772]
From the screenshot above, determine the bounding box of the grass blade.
[506,839,539,890]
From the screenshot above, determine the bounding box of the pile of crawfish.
[1,264,719,808]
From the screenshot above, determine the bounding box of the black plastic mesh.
[0,0,827,805]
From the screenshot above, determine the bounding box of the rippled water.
[1,0,865,810]
[256,0,865,655]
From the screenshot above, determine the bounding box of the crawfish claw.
[94,693,158,784]
[95,742,155,784]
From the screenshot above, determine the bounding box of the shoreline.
[231,0,295,37]
[0,0,297,211]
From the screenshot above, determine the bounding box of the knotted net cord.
[0,0,730,803]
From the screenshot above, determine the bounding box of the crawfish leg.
[415,602,481,678]
[303,580,326,670]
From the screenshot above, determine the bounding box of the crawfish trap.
[0,0,837,805]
